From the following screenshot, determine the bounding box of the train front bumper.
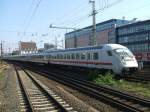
[122,67,138,75]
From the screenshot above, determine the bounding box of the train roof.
[5,44,127,57]
[45,44,127,53]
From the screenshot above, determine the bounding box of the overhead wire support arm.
[49,24,78,30]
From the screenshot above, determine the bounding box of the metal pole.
[1,42,3,64]
[89,0,97,46]
[55,36,57,49]
[74,30,77,48]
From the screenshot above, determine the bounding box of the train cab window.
[76,53,80,59]
[81,53,86,60]
[107,51,112,56]
[87,53,91,60]
[93,52,99,60]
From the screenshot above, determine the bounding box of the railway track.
[56,66,150,83]
[15,66,76,112]
[122,70,150,83]
[22,64,150,112]
[0,65,8,70]
[122,75,150,83]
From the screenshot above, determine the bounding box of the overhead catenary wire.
[21,0,43,41]
[23,0,36,29]
[97,0,123,12]
[55,0,124,30]
[116,1,150,17]
[24,0,43,32]
[51,0,89,25]
[56,4,90,26]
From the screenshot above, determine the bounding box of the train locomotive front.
[109,44,138,75]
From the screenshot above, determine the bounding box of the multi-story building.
[19,41,37,54]
[44,43,55,50]
[65,19,129,48]
[116,19,150,64]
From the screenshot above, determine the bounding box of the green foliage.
[88,71,150,97]
[88,71,119,86]
[87,70,99,81]
[94,73,116,86]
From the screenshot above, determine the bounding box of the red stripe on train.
[50,60,112,65]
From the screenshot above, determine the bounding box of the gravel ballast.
[29,70,118,112]
[0,66,19,112]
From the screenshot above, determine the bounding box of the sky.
[0,0,150,53]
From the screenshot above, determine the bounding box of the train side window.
[49,55,52,59]
[93,52,99,60]
[81,53,86,60]
[60,54,63,59]
[56,54,58,59]
[64,54,67,59]
[87,53,91,60]
[54,55,57,59]
[76,53,79,59]
[52,56,55,59]
[71,53,75,59]
[107,51,112,56]
[67,54,70,59]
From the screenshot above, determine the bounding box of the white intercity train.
[4,44,138,75]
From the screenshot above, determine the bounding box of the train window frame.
[76,53,80,60]
[48,55,50,59]
[51,55,53,59]
[64,54,67,59]
[54,55,57,59]
[107,51,112,56]
[67,54,70,59]
[93,52,99,60]
[60,54,63,59]
[71,53,75,60]
[56,54,59,59]
[81,52,86,60]
[87,53,91,60]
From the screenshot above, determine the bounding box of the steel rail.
[16,66,73,112]
[24,65,150,112]
[15,66,33,112]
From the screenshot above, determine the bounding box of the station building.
[19,41,37,54]
[116,19,150,64]
[65,19,129,48]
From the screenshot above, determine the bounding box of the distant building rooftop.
[117,19,150,29]
[65,19,129,39]
[19,41,37,54]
